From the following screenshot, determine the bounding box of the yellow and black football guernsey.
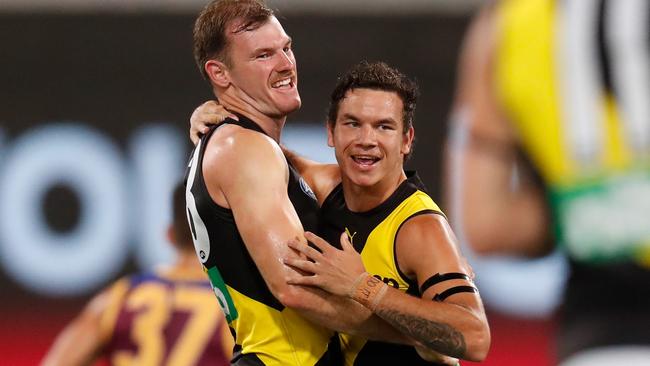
[318,172,449,366]
[184,116,333,366]
[494,0,650,359]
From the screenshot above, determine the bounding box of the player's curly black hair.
[327,60,419,135]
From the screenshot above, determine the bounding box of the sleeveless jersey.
[184,117,333,366]
[318,172,449,366]
[494,0,650,358]
[101,271,230,366]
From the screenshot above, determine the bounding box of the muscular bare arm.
[444,5,552,257]
[202,127,408,342]
[285,214,490,361]
[382,214,490,361]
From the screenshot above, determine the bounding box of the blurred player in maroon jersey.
[41,183,233,366]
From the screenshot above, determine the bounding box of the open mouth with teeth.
[351,155,380,167]
[272,77,294,89]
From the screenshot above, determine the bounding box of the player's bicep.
[396,214,480,307]
[217,139,306,293]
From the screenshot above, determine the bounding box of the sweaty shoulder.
[201,124,288,207]
[204,123,282,160]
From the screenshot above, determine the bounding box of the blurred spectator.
[41,183,233,366]
[445,1,650,365]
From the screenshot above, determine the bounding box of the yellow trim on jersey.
[227,286,332,366]
[102,274,226,365]
[495,0,637,186]
[495,0,569,184]
[340,189,441,366]
[637,240,650,267]
[494,0,650,264]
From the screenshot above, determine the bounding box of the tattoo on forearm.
[376,308,466,358]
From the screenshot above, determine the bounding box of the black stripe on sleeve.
[433,286,478,302]
[419,272,471,295]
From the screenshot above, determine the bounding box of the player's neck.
[217,94,286,142]
[341,170,407,212]
[158,251,205,280]
[176,251,201,267]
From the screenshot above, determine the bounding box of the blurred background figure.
[41,183,233,366]
[446,0,650,365]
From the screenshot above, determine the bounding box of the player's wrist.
[349,272,388,311]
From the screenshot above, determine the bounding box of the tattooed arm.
[373,213,490,360]
[286,214,491,361]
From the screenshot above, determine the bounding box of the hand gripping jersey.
[184,117,333,366]
[494,0,650,358]
[101,271,230,366]
[318,172,450,366]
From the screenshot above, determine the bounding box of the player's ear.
[205,59,230,88]
[402,126,414,155]
[327,121,335,147]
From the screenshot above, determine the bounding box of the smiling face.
[328,88,414,190]
[222,16,300,118]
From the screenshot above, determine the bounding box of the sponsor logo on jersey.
[207,266,238,322]
[299,177,317,200]
[345,227,357,245]
[372,274,400,289]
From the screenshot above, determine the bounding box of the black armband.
[419,272,471,295]
[433,285,478,301]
